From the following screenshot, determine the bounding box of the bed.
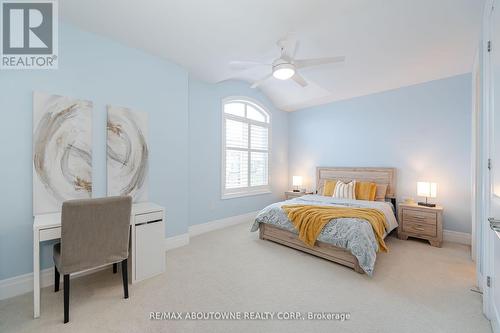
[251,167,398,275]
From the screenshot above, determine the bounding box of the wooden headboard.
[316,167,397,198]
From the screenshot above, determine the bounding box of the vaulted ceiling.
[60,0,484,111]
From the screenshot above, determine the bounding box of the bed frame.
[259,167,397,274]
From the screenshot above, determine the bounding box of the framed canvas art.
[107,105,149,202]
[33,92,93,215]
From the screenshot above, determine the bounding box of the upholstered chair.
[53,196,132,323]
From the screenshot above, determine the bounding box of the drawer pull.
[414,227,425,231]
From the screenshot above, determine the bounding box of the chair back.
[60,196,132,274]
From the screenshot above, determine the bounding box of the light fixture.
[272,62,295,80]
[417,182,437,207]
[292,176,303,192]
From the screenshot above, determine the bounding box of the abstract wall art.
[33,92,93,215]
[107,105,149,202]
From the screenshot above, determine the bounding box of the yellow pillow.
[322,180,337,196]
[355,182,377,201]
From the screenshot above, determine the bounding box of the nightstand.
[398,203,443,247]
[285,191,312,200]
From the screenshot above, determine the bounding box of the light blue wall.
[288,74,472,234]
[0,21,472,284]
[0,24,190,280]
[0,24,289,282]
[188,79,288,225]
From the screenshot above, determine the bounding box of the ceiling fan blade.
[291,73,308,87]
[278,34,299,58]
[250,73,273,89]
[292,39,300,58]
[294,56,345,68]
[229,61,269,70]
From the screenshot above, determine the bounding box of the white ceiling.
[60,0,484,111]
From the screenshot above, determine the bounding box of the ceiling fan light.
[272,63,295,80]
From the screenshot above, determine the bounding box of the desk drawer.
[39,227,61,241]
[402,221,436,237]
[135,211,163,225]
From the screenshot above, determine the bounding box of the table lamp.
[417,181,437,207]
[292,176,303,192]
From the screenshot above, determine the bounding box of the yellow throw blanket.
[282,205,389,252]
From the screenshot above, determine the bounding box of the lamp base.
[418,202,436,208]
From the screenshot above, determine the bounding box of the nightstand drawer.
[402,221,437,237]
[402,209,437,225]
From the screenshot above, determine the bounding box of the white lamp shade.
[429,182,437,198]
[417,182,437,198]
[292,176,303,187]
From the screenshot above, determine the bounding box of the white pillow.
[333,180,356,200]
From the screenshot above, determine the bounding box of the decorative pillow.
[333,180,356,199]
[375,184,389,201]
[322,180,337,196]
[355,182,377,201]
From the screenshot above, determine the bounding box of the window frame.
[221,96,272,199]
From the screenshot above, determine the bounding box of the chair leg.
[113,263,117,274]
[54,266,60,292]
[121,259,128,299]
[63,274,70,323]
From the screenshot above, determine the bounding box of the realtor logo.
[1,0,58,69]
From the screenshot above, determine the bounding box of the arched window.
[222,97,271,198]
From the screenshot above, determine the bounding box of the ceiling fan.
[229,38,345,89]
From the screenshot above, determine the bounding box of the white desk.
[33,202,165,318]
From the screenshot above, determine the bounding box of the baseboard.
[492,305,500,333]
[165,233,189,251]
[0,265,109,301]
[0,212,257,301]
[0,217,471,302]
[0,268,49,301]
[0,233,190,301]
[477,272,484,292]
[188,211,259,237]
[443,229,471,245]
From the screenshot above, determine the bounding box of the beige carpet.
[0,222,492,333]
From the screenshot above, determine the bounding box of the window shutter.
[225,149,248,188]
[250,124,268,186]
[225,118,249,189]
[250,125,267,150]
[222,99,270,198]
[226,119,248,148]
[250,151,268,186]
